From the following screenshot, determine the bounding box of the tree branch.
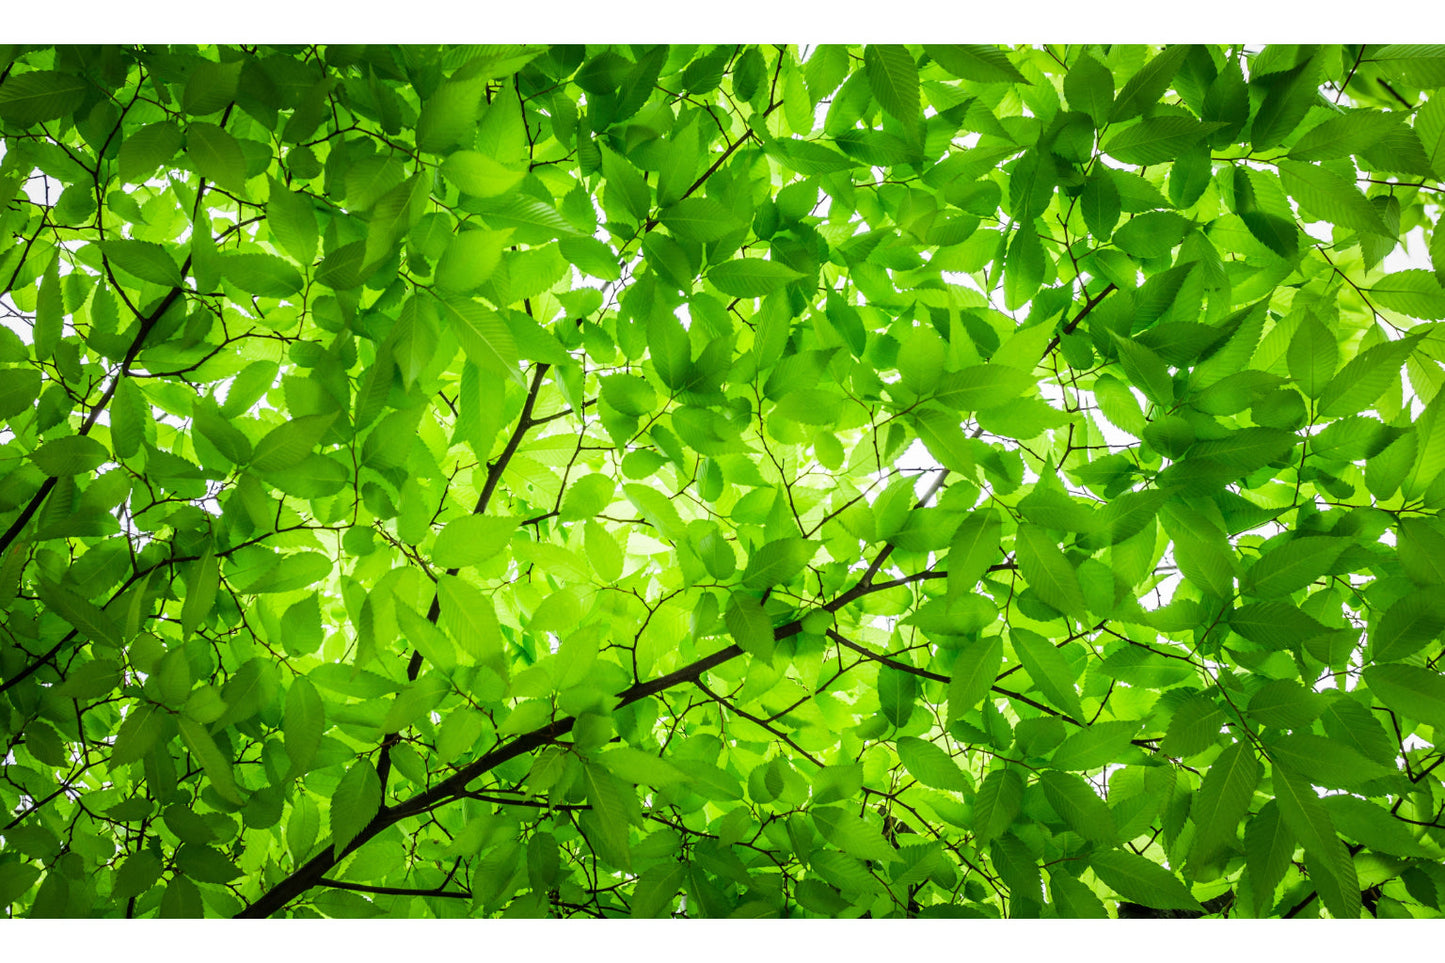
[315,877,471,901]
[235,467,954,918]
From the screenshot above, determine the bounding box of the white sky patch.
[1300,220,1334,244]
[1382,225,1431,275]
[1139,566,1182,612]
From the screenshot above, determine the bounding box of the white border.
[0,918,1423,959]
[2,3,1438,42]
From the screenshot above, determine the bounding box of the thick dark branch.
[381,361,555,793]
[641,99,781,233]
[826,627,1096,729]
[0,269,191,559]
[471,361,552,520]
[315,877,470,901]
[826,628,948,683]
[1040,282,1118,359]
[236,475,953,919]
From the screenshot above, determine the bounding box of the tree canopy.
[3,42,1445,919]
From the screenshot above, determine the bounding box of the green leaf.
[0,70,87,125]
[773,389,843,427]
[559,235,621,282]
[251,412,337,472]
[1110,45,1190,123]
[1265,733,1397,796]
[708,258,805,297]
[1400,516,1445,586]
[1242,536,1347,598]
[947,635,1003,724]
[436,574,505,664]
[283,677,324,777]
[440,150,525,198]
[180,544,219,640]
[1104,116,1221,166]
[813,805,901,864]
[400,603,455,676]
[436,708,488,764]
[417,74,485,154]
[186,122,249,193]
[1080,170,1121,241]
[596,746,687,788]
[1112,337,1176,413]
[432,515,518,570]
[265,178,318,263]
[436,228,510,294]
[1287,314,1338,398]
[1011,628,1084,722]
[280,593,323,658]
[0,367,41,421]
[863,45,919,127]
[1317,334,1420,418]
[896,736,970,792]
[1230,601,1334,648]
[1050,872,1108,919]
[1322,794,1432,859]
[178,717,244,805]
[1271,761,1361,919]
[1113,211,1190,259]
[1277,159,1391,237]
[725,591,775,660]
[1289,109,1404,161]
[1039,770,1117,843]
[1003,223,1044,309]
[740,537,818,589]
[972,768,1023,844]
[623,483,686,541]
[933,364,1036,413]
[991,833,1042,904]
[118,121,184,184]
[600,143,650,222]
[221,253,303,298]
[1049,720,1140,771]
[696,529,736,580]
[1369,269,1445,320]
[1251,57,1321,149]
[30,434,109,476]
[1187,741,1260,866]
[1091,373,1144,434]
[947,509,1004,596]
[328,759,382,854]
[1089,849,1202,912]
[1370,593,1445,663]
[657,115,701,206]
[1015,524,1087,618]
[104,239,182,288]
[181,59,241,117]
[1247,679,1325,730]
[582,762,633,870]
[1064,53,1113,126]
[438,296,520,378]
[1189,427,1296,471]
[109,704,166,767]
[1364,663,1445,732]
[55,659,123,701]
[647,309,691,390]
[1244,800,1295,915]
[877,664,917,728]
[660,197,740,243]
[925,45,1029,85]
[1162,692,1225,758]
